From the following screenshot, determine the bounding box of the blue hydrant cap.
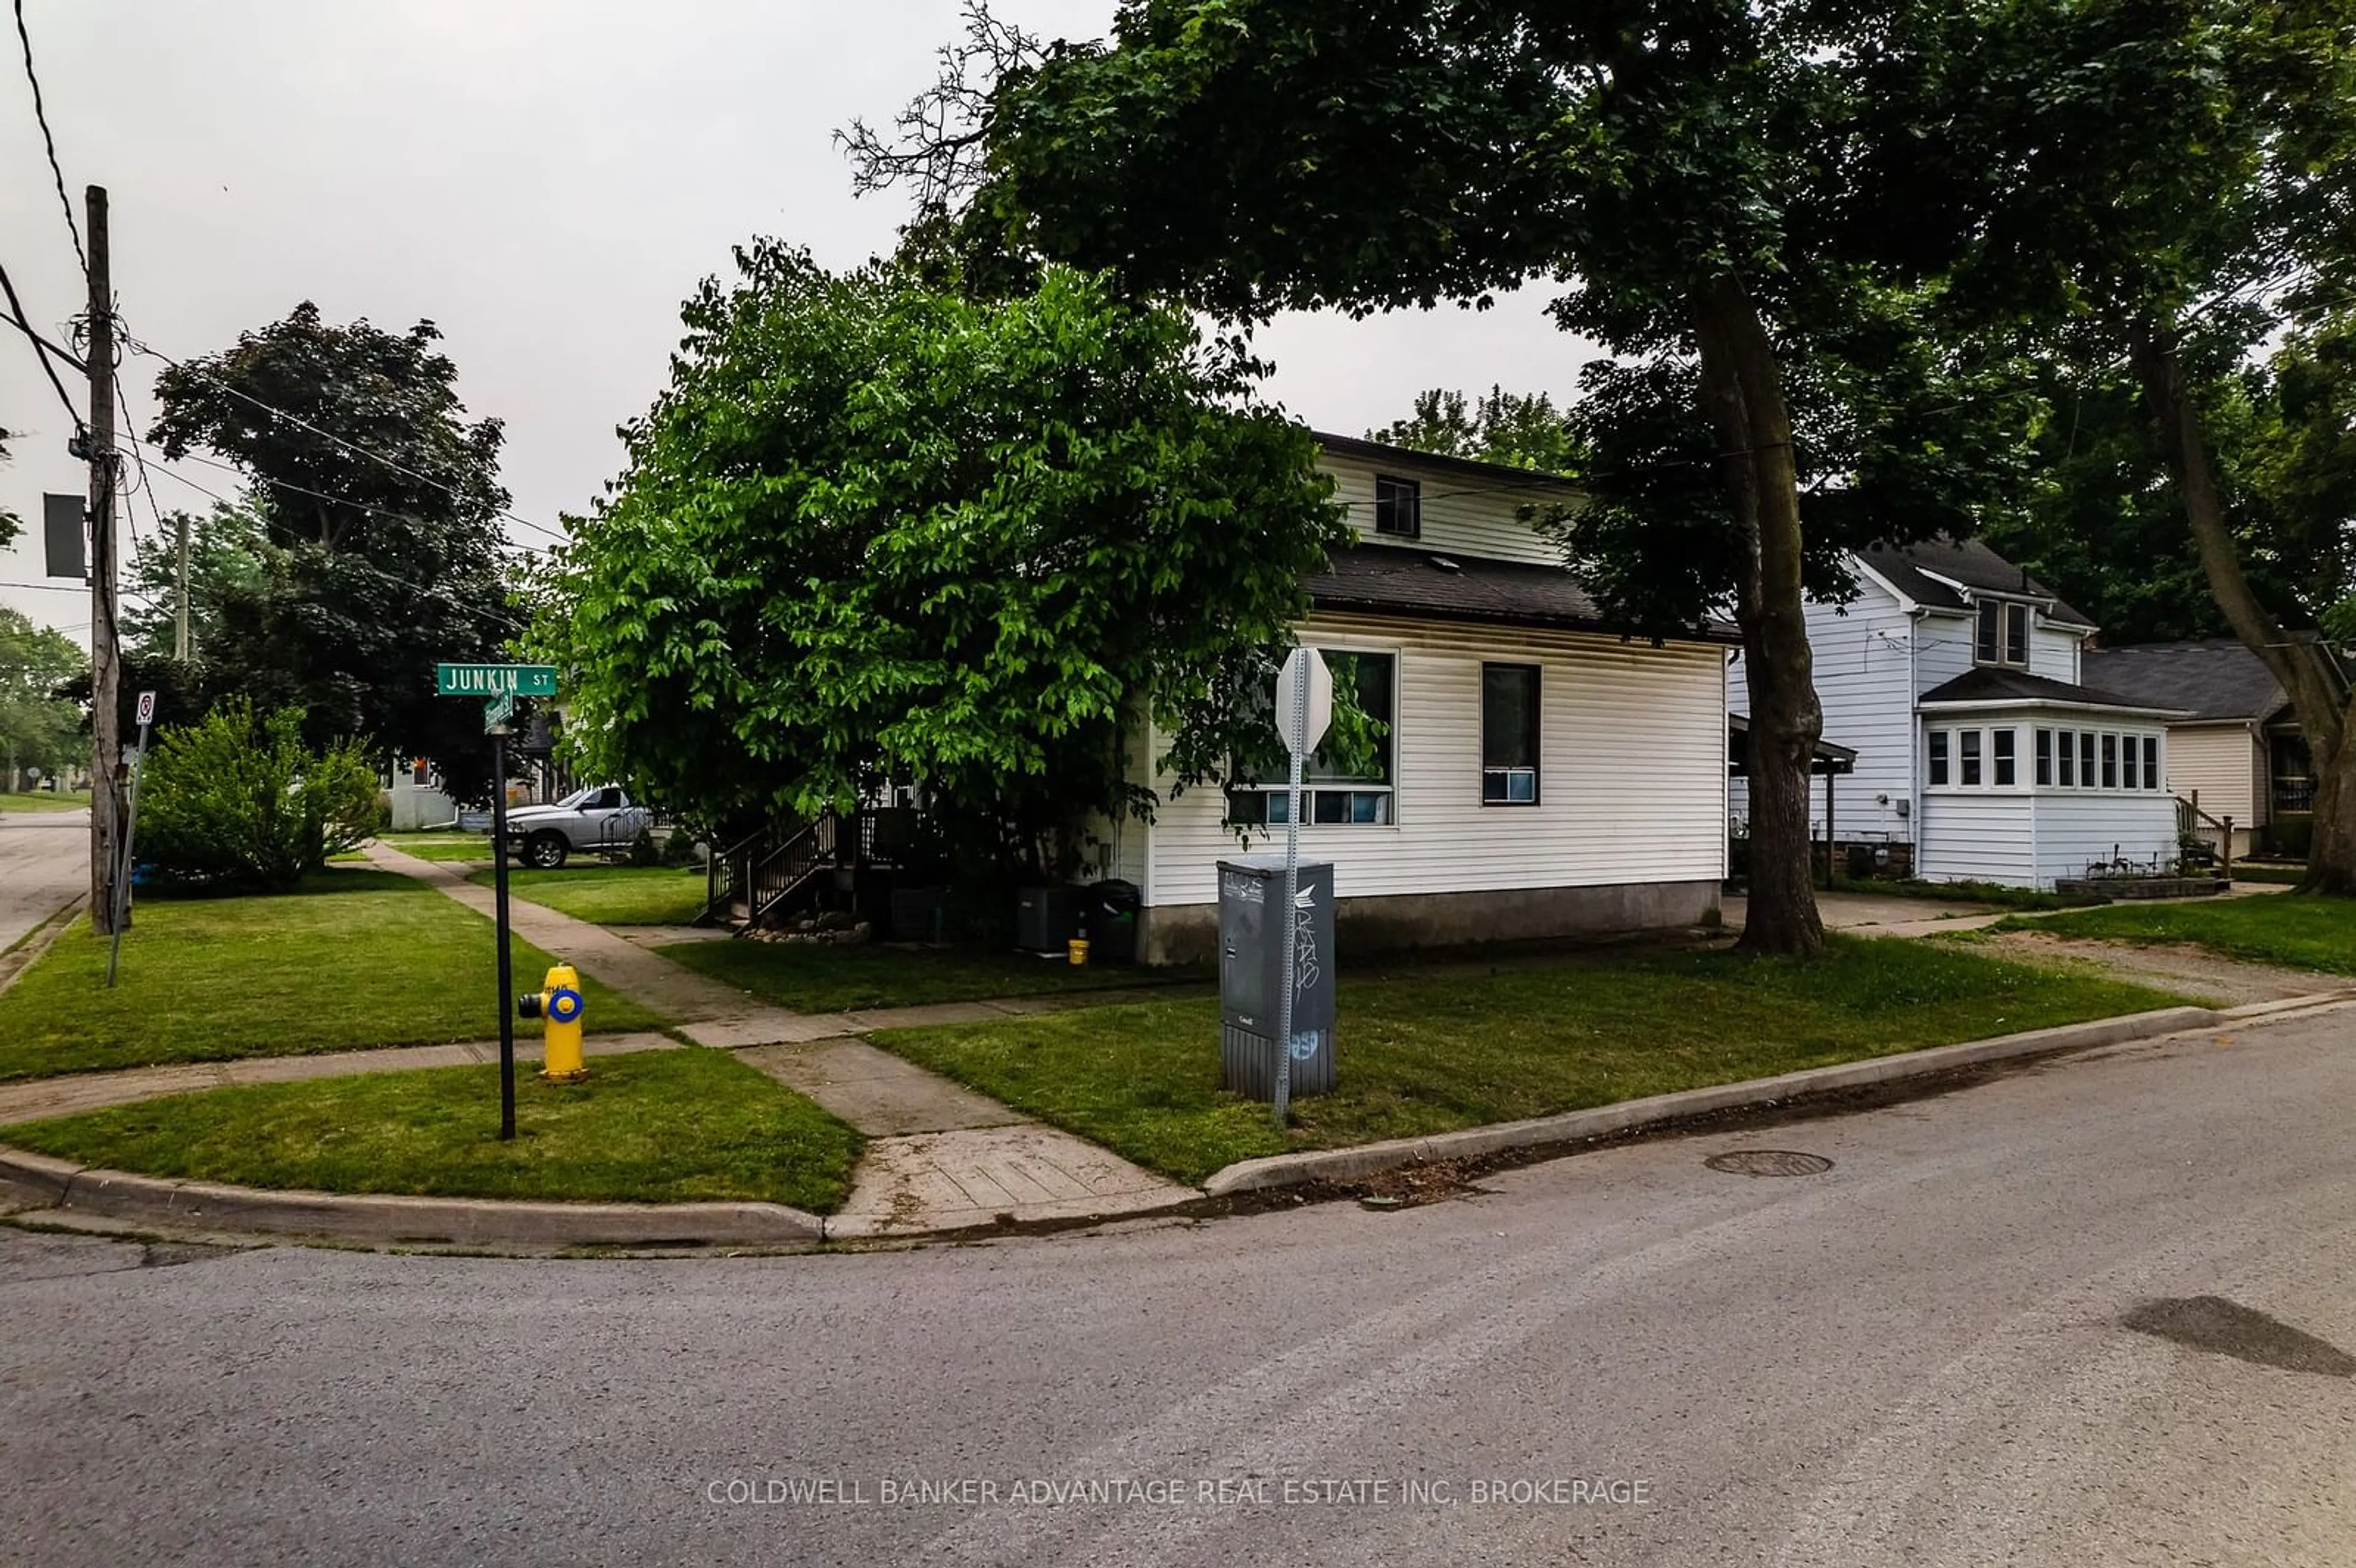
[547,986,584,1023]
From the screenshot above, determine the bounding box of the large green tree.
[860,0,2040,951]
[0,607,85,785]
[1945,0,2356,891]
[1371,387,1583,474]
[1981,318,2356,647]
[540,244,1345,880]
[145,304,518,801]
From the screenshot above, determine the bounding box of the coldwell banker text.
[703,1476,1652,1508]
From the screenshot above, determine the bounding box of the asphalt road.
[6,1005,2354,1567]
[0,808,87,951]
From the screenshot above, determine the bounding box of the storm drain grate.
[1705,1149,1834,1178]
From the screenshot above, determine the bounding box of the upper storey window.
[1373,475,1421,540]
[1975,599,2030,667]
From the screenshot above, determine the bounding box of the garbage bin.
[1090,879,1141,964]
[1216,856,1336,1099]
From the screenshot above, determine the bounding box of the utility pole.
[85,184,122,935]
[173,511,190,661]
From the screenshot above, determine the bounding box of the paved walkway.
[1723,880,2290,941]
[359,844,1193,1235]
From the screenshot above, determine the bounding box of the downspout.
[1908,609,1924,863]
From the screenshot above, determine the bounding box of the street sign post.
[434,663,555,1139]
[1271,647,1330,1127]
[106,691,158,988]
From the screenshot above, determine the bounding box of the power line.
[0,255,84,433]
[119,330,568,545]
[10,0,85,275]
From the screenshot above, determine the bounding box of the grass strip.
[7,1047,861,1213]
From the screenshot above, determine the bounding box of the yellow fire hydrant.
[517,963,588,1083]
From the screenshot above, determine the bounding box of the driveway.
[6,1002,2353,1566]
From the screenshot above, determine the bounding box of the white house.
[1728,539,2185,890]
[1116,434,1734,964]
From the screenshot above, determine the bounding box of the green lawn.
[0,870,666,1082]
[471,864,709,926]
[663,938,1210,1013]
[1998,893,2356,976]
[874,936,2189,1184]
[379,835,496,863]
[0,790,87,813]
[7,1047,862,1213]
[2231,864,2308,886]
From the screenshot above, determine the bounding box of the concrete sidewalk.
[358,844,1193,1236]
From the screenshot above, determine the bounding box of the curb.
[0,1149,823,1249]
[1200,1000,2306,1197]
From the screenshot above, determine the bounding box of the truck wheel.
[525,832,569,869]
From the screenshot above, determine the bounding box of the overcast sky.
[1,1,1596,647]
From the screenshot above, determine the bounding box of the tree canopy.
[1369,388,1582,475]
[0,606,84,783]
[539,244,1346,879]
[145,304,518,800]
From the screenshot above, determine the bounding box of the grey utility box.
[1217,856,1337,1099]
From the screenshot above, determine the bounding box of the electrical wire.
[11,0,85,276]
[0,255,84,433]
[119,330,569,545]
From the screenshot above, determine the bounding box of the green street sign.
[483,692,516,732]
[437,663,557,699]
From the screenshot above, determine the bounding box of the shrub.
[137,701,382,892]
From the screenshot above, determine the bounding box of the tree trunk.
[2129,316,2356,896]
[1693,272,1825,955]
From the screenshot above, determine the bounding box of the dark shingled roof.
[1305,542,1737,645]
[2081,640,2290,724]
[1856,537,2096,629]
[1917,666,2187,713]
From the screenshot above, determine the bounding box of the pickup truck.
[495,785,650,869]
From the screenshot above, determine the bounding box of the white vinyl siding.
[2033,792,2180,889]
[1730,583,1921,842]
[1141,612,1726,908]
[1916,794,2036,886]
[2165,726,2262,826]
[1319,450,1563,566]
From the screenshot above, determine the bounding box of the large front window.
[1230,650,1398,826]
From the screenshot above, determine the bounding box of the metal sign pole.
[491,724,516,1140]
[103,712,151,989]
[1274,676,1306,1128]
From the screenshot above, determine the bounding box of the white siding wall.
[1729,586,1920,843]
[2033,793,2180,889]
[2030,623,2083,682]
[1912,611,1975,696]
[1319,450,1562,566]
[1142,612,1727,908]
[2166,726,2262,826]
[1916,794,2038,886]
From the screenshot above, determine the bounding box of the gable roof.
[1306,541,1737,645]
[1917,666,2189,717]
[2081,640,2292,724]
[1311,431,1585,499]
[1855,538,2096,631]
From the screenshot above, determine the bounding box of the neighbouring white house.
[382,756,456,831]
[2082,639,2314,861]
[1115,432,1734,964]
[1727,539,2186,890]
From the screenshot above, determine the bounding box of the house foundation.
[1136,878,1720,966]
